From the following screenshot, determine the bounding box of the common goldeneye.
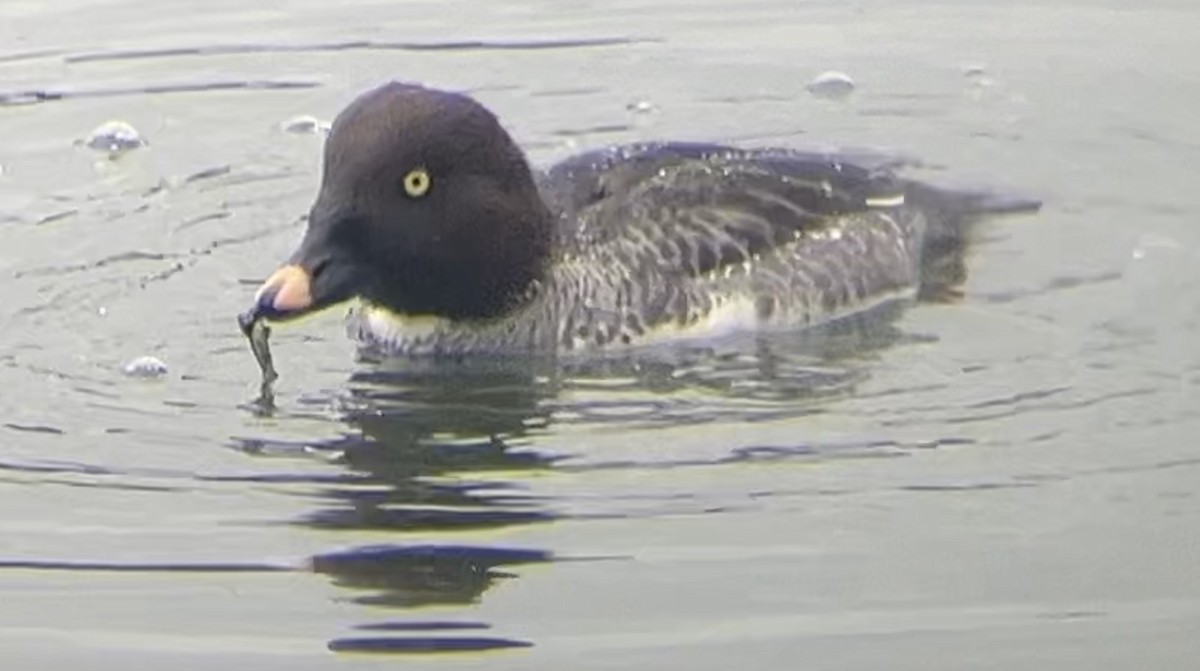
[241,82,1037,357]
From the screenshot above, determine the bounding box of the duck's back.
[536,142,1015,350]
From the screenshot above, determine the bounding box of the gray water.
[2,1,1199,668]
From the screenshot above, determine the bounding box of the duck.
[241,81,1038,358]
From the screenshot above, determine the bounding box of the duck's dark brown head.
[245,82,554,328]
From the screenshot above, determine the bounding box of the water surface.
[2,1,1199,668]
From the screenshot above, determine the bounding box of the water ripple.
[62,37,656,65]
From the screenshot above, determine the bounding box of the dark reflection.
[312,542,547,653]
[311,544,550,608]
[291,360,563,533]
[232,358,562,653]
[301,480,555,533]
[3,422,66,435]
[229,294,935,654]
[328,636,533,654]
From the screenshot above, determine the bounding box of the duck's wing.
[538,142,911,240]
[541,143,931,347]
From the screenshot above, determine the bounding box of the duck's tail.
[908,180,1041,220]
[903,180,1042,301]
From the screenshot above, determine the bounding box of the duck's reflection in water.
[315,545,548,653]
[245,295,935,654]
[283,361,562,653]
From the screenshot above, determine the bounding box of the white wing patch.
[865,193,905,208]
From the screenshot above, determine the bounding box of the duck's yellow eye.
[402,168,431,198]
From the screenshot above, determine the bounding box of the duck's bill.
[235,265,304,386]
[238,264,316,385]
[238,255,361,383]
[242,249,362,323]
[243,264,316,329]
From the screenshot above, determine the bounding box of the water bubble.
[806,71,855,100]
[122,355,169,379]
[626,100,657,114]
[1131,233,1184,260]
[961,63,988,78]
[280,115,330,134]
[83,120,147,154]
